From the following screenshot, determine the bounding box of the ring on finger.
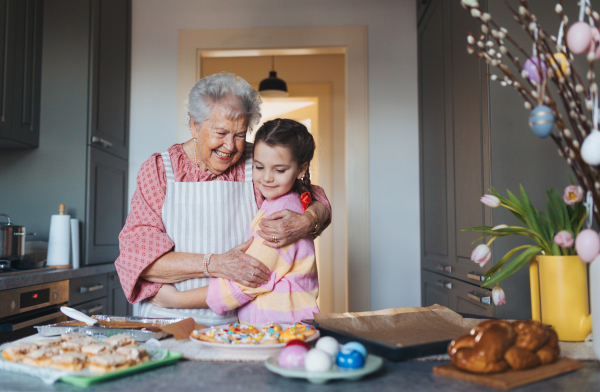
[251,268,255,277]
[272,235,278,243]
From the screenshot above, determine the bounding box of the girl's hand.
[209,238,271,288]
[257,209,313,248]
[149,284,179,308]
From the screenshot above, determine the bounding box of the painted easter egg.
[341,342,367,359]
[336,347,365,369]
[528,105,554,138]
[549,53,569,77]
[315,336,339,358]
[576,229,600,263]
[285,340,310,350]
[304,348,333,372]
[278,345,308,368]
[581,130,600,165]
[523,58,548,84]
[567,22,593,54]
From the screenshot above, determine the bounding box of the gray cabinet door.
[0,0,43,148]
[88,0,130,159]
[107,271,131,316]
[422,269,453,309]
[86,146,128,265]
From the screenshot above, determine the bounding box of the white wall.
[130,0,420,311]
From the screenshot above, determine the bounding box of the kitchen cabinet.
[0,0,43,148]
[86,147,128,265]
[108,271,132,316]
[70,272,131,316]
[418,0,571,320]
[88,0,130,159]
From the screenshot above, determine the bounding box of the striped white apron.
[137,144,257,325]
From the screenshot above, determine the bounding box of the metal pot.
[0,213,36,260]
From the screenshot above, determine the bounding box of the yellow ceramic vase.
[530,255,592,341]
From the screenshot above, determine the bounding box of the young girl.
[149,118,319,324]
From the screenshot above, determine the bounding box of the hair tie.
[301,192,312,213]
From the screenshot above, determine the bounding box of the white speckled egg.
[567,22,593,54]
[304,348,333,372]
[315,337,339,358]
[576,229,600,263]
[581,130,600,165]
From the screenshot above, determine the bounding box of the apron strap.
[244,143,254,183]
[161,151,175,183]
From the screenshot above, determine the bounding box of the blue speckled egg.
[336,347,365,369]
[528,105,554,138]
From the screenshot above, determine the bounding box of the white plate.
[189,323,320,353]
[265,355,384,384]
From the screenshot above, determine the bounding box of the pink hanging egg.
[523,58,547,84]
[575,229,600,263]
[567,22,593,54]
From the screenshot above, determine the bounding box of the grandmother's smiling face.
[192,105,248,175]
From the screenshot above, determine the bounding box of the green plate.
[264,354,383,384]
[59,351,182,387]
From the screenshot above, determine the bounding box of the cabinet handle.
[468,291,491,305]
[92,136,113,148]
[435,265,452,273]
[436,280,452,290]
[80,305,103,315]
[467,271,485,282]
[80,284,104,293]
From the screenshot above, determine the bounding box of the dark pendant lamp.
[259,56,289,97]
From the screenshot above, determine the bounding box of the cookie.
[34,338,62,349]
[62,337,98,352]
[48,352,87,371]
[88,354,130,373]
[81,343,113,356]
[22,347,63,367]
[279,323,316,343]
[60,332,90,342]
[116,346,149,365]
[1,342,37,362]
[104,333,136,348]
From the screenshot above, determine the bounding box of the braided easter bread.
[448,319,559,374]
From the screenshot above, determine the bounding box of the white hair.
[187,72,262,131]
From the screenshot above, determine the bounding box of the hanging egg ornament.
[581,129,600,165]
[523,58,547,84]
[575,229,600,263]
[567,22,593,54]
[549,53,569,77]
[528,105,555,138]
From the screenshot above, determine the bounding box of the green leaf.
[481,246,543,288]
[483,244,532,278]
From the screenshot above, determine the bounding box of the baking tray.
[302,313,491,362]
[34,315,187,342]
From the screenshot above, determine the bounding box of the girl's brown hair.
[253,118,315,199]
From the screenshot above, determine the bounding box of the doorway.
[178,26,369,312]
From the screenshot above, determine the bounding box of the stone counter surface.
[0,359,598,391]
[0,264,116,291]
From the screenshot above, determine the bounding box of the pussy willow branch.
[463,0,600,225]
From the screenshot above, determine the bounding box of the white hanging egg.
[581,130,600,165]
[576,229,600,263]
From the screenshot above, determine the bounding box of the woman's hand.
[209,238,271,288]
[257,209,314,248]
[148,284,179,308]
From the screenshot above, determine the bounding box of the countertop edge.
[0,264,116,290]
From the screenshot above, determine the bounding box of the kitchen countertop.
[0,264,116,290]
[0,358,598,391]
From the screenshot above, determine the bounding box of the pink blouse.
[115,144,331,304]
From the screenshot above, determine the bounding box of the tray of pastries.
[0,332,181,387]
[35,315,187,342]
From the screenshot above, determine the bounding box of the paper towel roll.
[47,215,71,267]
[71,218,80,269]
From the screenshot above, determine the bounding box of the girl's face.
[253,141,308,201]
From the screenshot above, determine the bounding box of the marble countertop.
[0,264,116,290]
[0,358,598,391]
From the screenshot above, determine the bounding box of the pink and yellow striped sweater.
[206,192,319,324]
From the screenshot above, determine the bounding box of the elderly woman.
[115,72,331,325]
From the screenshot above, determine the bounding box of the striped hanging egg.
[528,105,554,138]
